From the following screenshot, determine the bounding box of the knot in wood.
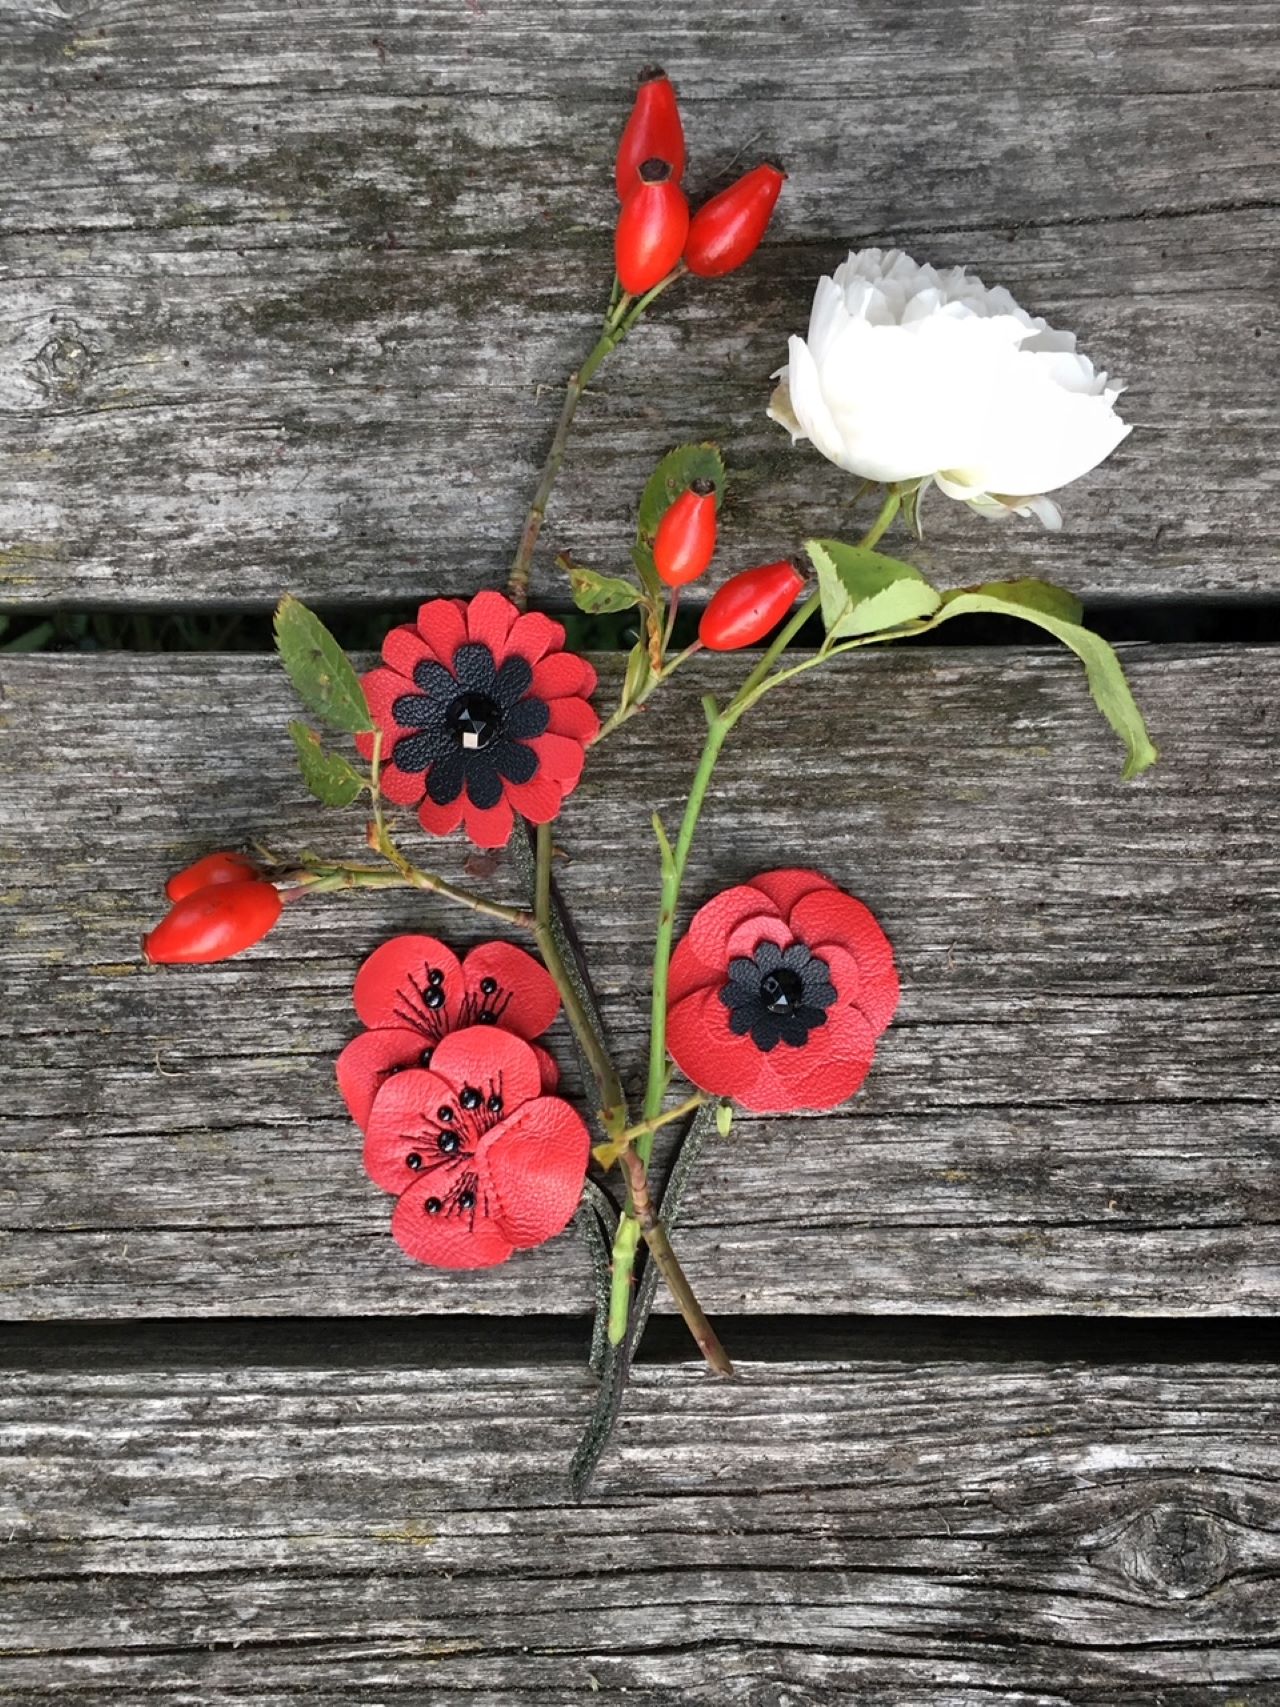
[1116,1500,1233,1600]
[31,321,101,400]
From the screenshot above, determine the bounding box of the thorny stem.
[619,1145,733,1377]
[605,486,904,1345]
[506,269,686,611]
[592,638,704,743]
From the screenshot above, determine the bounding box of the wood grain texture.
[1,0,1277,606]
[2,647,1277,1320]
[2,1338,1279,1703]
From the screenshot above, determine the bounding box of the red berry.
[165,850,261,903]
[143,880,283,965]
[654,480,718,587]
[684,163,787,278]
[615,158,689,295]
[698,560,806,651]
[615,67,686,199]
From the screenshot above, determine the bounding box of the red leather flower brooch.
[356,590,599,848]
[666,868,899,1113]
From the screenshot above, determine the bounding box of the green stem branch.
[619,1145,732,1378]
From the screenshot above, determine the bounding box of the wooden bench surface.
[2,0,1279,1700]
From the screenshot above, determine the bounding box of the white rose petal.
[768,248,1131,526]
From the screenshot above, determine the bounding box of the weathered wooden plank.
[2,1334,1279,1703]
[1,647,1277,1318]
[1,0,1276,605]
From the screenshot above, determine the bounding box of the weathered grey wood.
[2,647,1277,1318]
[1,0,1277,605]
[2,1336,1279,1702]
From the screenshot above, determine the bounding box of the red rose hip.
[144,879,283,965]
[164,850,261,903]
[654,480,719,588]
[684,162,787,278]
[615,158,689,296]
[615,66,686,198]
[698,560,806,650]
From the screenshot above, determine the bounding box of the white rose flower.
[768,247,1131,530]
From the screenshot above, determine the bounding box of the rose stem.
[531,820,629,1141]
[505,269,686,611]
[605,487,903,1345]
[619,1144,732,1378]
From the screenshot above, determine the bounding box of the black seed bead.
[438,1133,460,1155]
[423,987,445,1010]
[487,1094,503,1114]
[437,1105,454,1122]
[424,1197,442,1215]
[459,1086,483,1110]
[476,1011,497,1025]
[419,1048,433,1067]
[457,1189,476,1211]
[428,968,445,986]
[405,1152,423,1171]
[479,977,498,995]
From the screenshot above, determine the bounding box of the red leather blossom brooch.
[363,1026,591,1270]
[666,867,899,1113]
[356,590,599,848]
[336,933,561,1133]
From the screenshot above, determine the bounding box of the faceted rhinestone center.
[759,966,805,1015]
[445,691,503,752]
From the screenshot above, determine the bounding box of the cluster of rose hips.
[144,851,282,964]
[613,68,786,296]
[655,478,806,649]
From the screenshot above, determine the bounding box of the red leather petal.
[504,609,566,666]
[816,941,899,1036]
[335,1026,432,1133]
[686,881,778,964]
[417,791,466,837]
[479,1096,590,1249]
[546,694,601,742]
[380,761,428,807]
[465,589,518,656]
[391,1171,515,1270]
[363,1066,469,1193]
[529,732,586,787]
[531,653,596,700]
[791,889,900,1034]
[503,771,564,824]
[668,932,720,1006]
[459,940,561,1040]
[749,867,839,918]
[532,1043,559,1093]
[356,667,415,761]
[352,935,465,1031]
[413,598,468,666]
[461,794,515,848]
[427,1025,544,1110]
[724,911,791,960]
[382,623,436,679]
[738,1003,878,1114]
[666,983,769,1105]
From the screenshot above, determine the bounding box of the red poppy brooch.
[665,867,899,1113]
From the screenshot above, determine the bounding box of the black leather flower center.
[388,642,551,810]
[446,691,502,752]
[719,940,838,1052]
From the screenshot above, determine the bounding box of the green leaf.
[807,537,942,638]
[631,542,664,605]
[636,443,726,543]
[621,638,652,711]
[274,595,372,733]
[944,578,1084,626]
[566,562,641,615]
[288,721,367,806]
[927,586,1158,780]
[715,1101,734,1137]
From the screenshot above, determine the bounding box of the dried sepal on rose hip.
[357,590,599,850]
[363,1026,590,1271]
[666,868,899,1113]
[336,933,561,1133]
